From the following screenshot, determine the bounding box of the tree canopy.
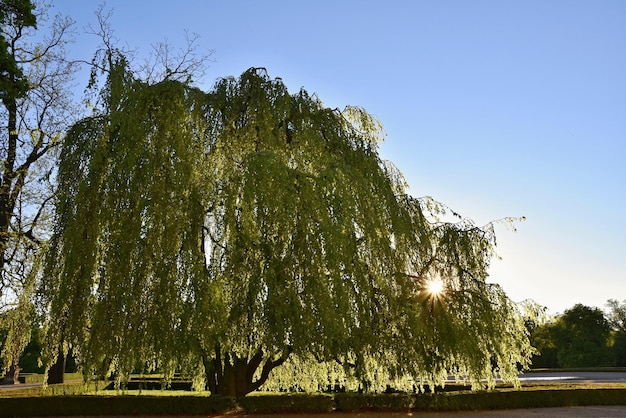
[43,56,531,396]
[0,0,36,103]
[551,304,614,368]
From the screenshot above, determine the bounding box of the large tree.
[552,304,614,368]
[44,57,531,396]
[0,0,76,383]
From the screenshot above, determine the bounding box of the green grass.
[0,381,105,398]
[16,372,82,384]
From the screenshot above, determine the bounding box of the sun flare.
[426,277,445,296]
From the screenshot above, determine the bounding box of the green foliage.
[17,326,42,373]
[0,278,35,375]
[44,58,207,381]
[0,380,100,398]
[553,304,615,368]
[521,300,553,368]
[528,302,626,369]
[606,299,626,366]
[527,320,559,368]
[44,56,532,396]
[611,333,626,367]
[0,0,36,103]
[607,299,626,332]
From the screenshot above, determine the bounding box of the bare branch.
[140,30,215,84]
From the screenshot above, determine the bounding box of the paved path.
[519,371,626,383]
[223,408,626,417]
[39,408,626,418]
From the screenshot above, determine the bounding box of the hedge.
[1,388,626,416]
[0,395,236,417]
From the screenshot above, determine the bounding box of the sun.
[416,275,447,308]
[426,277,445,296]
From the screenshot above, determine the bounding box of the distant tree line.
[528,300,626,369]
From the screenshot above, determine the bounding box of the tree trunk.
[0,97,18,277]
[47,350,66,384]
[204,346,291,397]
[3,363,21,384]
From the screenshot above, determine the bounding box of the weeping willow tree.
[43,57,532,396]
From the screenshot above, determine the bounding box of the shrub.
[237,393,334,413]
[335,393,415,412]
[0,395,236,417]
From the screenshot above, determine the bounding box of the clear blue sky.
[52,0,625,315]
